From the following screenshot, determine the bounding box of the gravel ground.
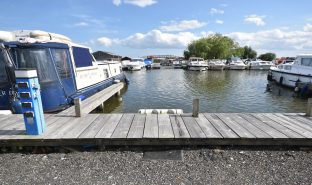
[0,147,311,185]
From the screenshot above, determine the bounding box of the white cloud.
[113,0,122,6]
[98,30,198,49]
[159,20,207,32]
[210,8,224,15]
[244,15,266,26]
[227,28,312,56]
[220,4,228,7]
[97,37,114,47]
[74,22,89,27]
[124,0,157,7]
[303,23,312,32]
[215,20,224,24]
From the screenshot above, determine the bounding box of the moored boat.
[187,57,208,71]
[226,57,246,70]
[268,54,312,88]
[247,60,273,70]
[0,30,126,113]
[208,60,225,70]
[127,58,145,71]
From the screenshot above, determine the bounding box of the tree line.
[184,33,276,61]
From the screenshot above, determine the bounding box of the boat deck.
[0,113,312,147]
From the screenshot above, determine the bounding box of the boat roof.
[0,30,89,49]
[297,54,312,57]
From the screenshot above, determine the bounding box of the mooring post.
[116,90,121,97]
[74,98,82,117]
[306,98,312,117]
[192,98,199,117]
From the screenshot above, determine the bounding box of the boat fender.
[113,79,120,84]
[294,86,299,92]
[125,78,130,85]
[279,76,284,85]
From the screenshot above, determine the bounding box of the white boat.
[151,62,161,69]
[127,58,145,71]
[188,57,208,71]
[226,57,246,70]
[269,54,312,88]
[0,30,126,113]
[173,60,183,69]
[247,60,273,70]
[209,60,226,70]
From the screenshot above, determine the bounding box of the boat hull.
[229,65,246,70]
[188,66,207,71]
[127,65,142,71]
[270,70,312,88]
[249,65,272,70]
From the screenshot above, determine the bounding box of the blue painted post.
[15,69,46,135]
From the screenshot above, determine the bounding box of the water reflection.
[104,69,307,113]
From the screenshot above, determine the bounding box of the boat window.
[0,50,8,83]
[72,47,93,68]
[301,58,312,67]
[51,49,72,79]
[11,48,58,83]
[284,66,291,70]
[103,69,109,78]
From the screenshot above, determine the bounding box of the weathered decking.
[0,113,312,147]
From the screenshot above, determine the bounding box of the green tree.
[184,33,243,59]
[242,46,257,59]
[258,53,276,61]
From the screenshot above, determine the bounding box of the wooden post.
[74,98,82,117]
[192,98,199,117]
[116,90,121,97]
[306,98,312,117]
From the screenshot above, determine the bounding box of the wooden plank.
[79,114,111,138]
[0,115,23,130]
[111,114,135,138]
[58,114,100,139]
[275,113,312,132]
[80,83,124,115]
[263,113,312,138]
[57,83,124,116]
[252,114,304,138]
[169,115,190,138]
[195,114,222,138]
[238,113,288,138]
[215,113,255,138]
[127,114,146,138]
[158,114,174,138]
[284,113,312,128]
[95,114,123,138]
[230,114,272,138]
[181,115,206,138]
[143,114,158,138]
[203,113,239,138]
[42,116,77,138]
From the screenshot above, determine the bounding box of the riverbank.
[0,146,311,184]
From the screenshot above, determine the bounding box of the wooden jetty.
[0,112,312,147]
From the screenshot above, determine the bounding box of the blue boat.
[0,30,126,113]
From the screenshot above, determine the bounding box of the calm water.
[103,69,307,113]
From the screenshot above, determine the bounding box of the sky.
[1,0,312,58]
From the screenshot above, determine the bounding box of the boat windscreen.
[11,48,58,83]
[0,49,8,83]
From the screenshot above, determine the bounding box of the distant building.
[93,51,122,61]
[145,55,182,60]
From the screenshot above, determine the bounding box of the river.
[103,69,307,113]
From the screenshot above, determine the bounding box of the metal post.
[306,98,312,117]
[192,98,199,117]
[15,69,46,135]
[74,98,82,117]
